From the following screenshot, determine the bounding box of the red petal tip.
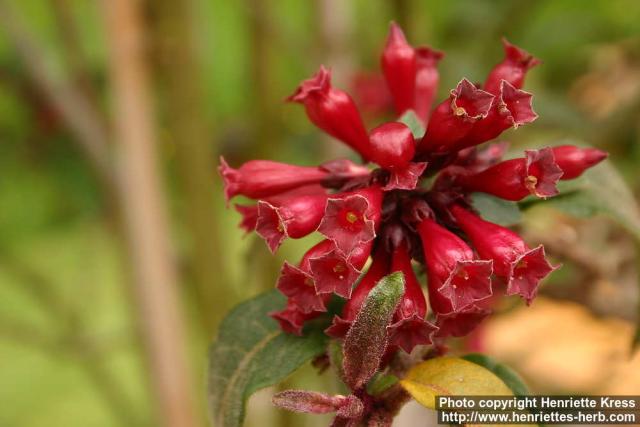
[499,80,538,127]
[287,66,332,103]
[451,78,495,119]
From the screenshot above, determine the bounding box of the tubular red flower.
[484,38,541,95]
[381,22,417,115]
[418,218,493,314]
[220,157,329,201]
[450,204,557,304]
[414,47,444,124]
[309,241,372,298]
[551,145,608,180]
[318,186,383,255]
[418,79,495,154]
[269,300,324,336]
[255,193,328,253]
[434,304,491,338]
[452,147,564,201]
[288,66,371,159]
[325,248,390,339]
[350,72,393,117]
[387,242,437,353]
[454,81,537,150]
[454,142,510,174]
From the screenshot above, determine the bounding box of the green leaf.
[343,272,405,390]
[398,110,426,139]
[471,193,522,226]
[462,353,531,396]
[400,357,513,409]
[208,290,328,427]
[366,372,400,396]
[523,161,640,240]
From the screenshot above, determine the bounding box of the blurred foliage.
[1,0,639,426]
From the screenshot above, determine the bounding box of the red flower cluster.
[220,23,607,353]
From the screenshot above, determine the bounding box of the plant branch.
[100,0,200,426]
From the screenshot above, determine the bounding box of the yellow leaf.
[400,357,513,409]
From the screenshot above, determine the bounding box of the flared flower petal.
[452,147,563,201]
[418,79,495,154]
[388,314,437,353]
[234,204,258,234]
[455,81,537,150]
[276,262,327,313]
[382,162,428,191]
[484,38,541,95]
[551,145,608,180]
[288,66,371,159]
[506,245,558,304]
[309,241,371,298]
[325,247,390,338]
[381,22,417,115]
[269,301,324,335]
[318,186,383,255]
[436,259,494,312]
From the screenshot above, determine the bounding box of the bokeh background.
[1,0,639,426]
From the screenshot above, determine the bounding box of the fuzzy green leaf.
[366,372,400,396]
[523,161,640,240]
[399,110,426,139]
[471,193,522,226]
[343,272,405,390]
[208,290,328,427]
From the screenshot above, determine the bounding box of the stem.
[152,0,232,330]
[100,1,200,426]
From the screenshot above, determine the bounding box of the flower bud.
[288,66,371,160]
[381,22,417,115]
[318,186,383,256]
[452,147,564,201]
[369,122,415,169]
[418,79,495,154]
[454,80,537,150]
[417,217,493,314]
[414,47,444,124]
[551,145,608,180]
[450,204,558,304]
[256,193,329,253]
[484,38,541,95]
[273,390,363,419]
